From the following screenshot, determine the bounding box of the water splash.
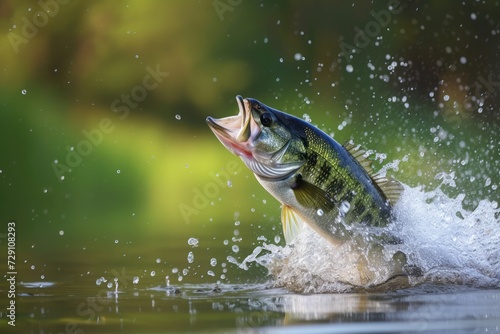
[393,181,500,287]
[233,172,500,293]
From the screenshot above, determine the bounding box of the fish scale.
[300,127,389,227]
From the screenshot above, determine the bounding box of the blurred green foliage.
[0,0,499,283]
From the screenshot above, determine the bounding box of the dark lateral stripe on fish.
[326,178,345,200]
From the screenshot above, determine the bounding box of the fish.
[207,95,419,287]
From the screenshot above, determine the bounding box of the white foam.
[393,182,500,287]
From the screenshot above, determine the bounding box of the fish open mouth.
[206,95,258,158]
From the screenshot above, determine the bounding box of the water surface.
[13,279,500,333]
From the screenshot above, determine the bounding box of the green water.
[6,262,500,333]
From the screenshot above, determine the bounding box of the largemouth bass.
[207,96,417,287]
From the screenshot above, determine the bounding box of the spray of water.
[229,169,500,293]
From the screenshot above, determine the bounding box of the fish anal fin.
[281,205,306,244]
[291,174,335,212]
[371,173,404,204]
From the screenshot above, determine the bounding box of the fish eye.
[260,113,273,127]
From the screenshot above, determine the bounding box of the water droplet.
[274,235,281,243]
[133,276,139,284]
[175,114,181,120]
[30,265,35,270]
[43,188,48,194]
[135,54,139,58]
[346,64,354,73]
[156,258,161,264]
[114,239,119,244]
[227,180,232,187]
[59,230,64,236]
[339,201,351,216]
[107,282,113,289]
[316,209,324,216]
[150,271,156,277]
[21,89,27,95]
[207,270,215,277]
[232,245,239,253]
[187,237,199,247]
[294,53,302,61]
[460,56,467,64]
[210,258,217,266]
[470,13,477,20]
[485,178,492,187]
[212,77,218,83]
[187,251,194,263]
[234,221,240,226]
[172,267,178,274]
[116,169,121,174]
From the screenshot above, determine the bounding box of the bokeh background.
[1,1,499,286]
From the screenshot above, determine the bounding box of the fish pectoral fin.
[291,174,335,212]
[281,205,306,244]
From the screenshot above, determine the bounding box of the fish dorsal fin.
[291,174,336,212]
[343,141,374,175]
[343,140,404,204]
[281,205,306,244]
[371,173,404,204]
